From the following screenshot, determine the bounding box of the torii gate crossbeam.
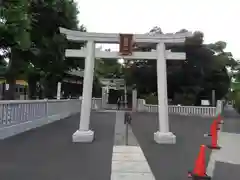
[60,27,192,144]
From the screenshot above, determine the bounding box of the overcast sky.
[76,0,239,59]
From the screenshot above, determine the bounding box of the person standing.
[117,97,121,110]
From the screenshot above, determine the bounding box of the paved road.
[222,118,240,134]
[131,113,213,180]
[213,162,240,180]
[1,109,237,180]
[210,106,240,180]
[0,112,115,180]
[222,105,240,134]
[222,105,240,118]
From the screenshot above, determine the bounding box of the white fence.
[0,98,105,139]
[137,99,222,117]
[91,97,102,109]
[0,99,81,128]
[90,97,222,117]
[90,97,223,117]
[0,97,223,139]
[0,99,84,139]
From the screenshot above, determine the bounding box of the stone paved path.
[114,111,138,146]
[111,111,155,180]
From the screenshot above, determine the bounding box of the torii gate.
[60,27,192,144]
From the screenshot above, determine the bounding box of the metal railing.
[137,99,223,117]
[0,99,81,128]
[0,97,223,129]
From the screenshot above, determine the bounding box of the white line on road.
[111,112,155,180]
[111,146,155,180]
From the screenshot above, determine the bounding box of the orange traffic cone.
[215,117,221,131]
[205,120,218,137]
[207,120,221,149]
[188,145,211,179]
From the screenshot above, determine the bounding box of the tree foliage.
[0,0,86,99]
[0,0,31,99]
[26,0,86,98]
[95,58,123,79]
[0,0,31,49]
[0,5,238,104]
[123,27,237,105]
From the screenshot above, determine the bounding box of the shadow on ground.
[0,112,115,180]
[131,113,213,180]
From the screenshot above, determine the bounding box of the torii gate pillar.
[60,27,192,144]
[154,43,175,144]
[72,41,95,142]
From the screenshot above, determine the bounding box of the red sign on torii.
[119,34,134,56]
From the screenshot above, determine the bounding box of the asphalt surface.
[213,162,240,180]
[222,117,240,134]
[211,106,240,180]
[0,112,115,180]
[222,105,240,134]
[131,112,213,180]
[222,105,240,118]
[1,108,239,180]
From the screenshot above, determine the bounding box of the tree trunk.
[27,72,40,99]
[4,48,19,100]
[43,79,56,99]
[4,76,16,100]
[28,80,37,99]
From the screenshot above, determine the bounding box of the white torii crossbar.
[65,48,186,60]
[60,27,192,144]
[60,27,191,44]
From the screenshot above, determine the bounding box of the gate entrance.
[100,78,129,110]
[108,89,120,104]
[60,27,192,144]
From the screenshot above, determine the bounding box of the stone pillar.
[216,100,223,115]
[124,85,127,108]
[56,82,61,100]
[72,41,95,142]
[106,86,109,103]
[154,43,176,144]
[101,87,105,108]
[212,90,216,107]
[132,89,137,111]
[101,86,107,109]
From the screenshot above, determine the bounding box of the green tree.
[95,58,122,78]
[1,0,86,99]
[26,0,85,98]
[0,0,31,99]
[125,28,236,105]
